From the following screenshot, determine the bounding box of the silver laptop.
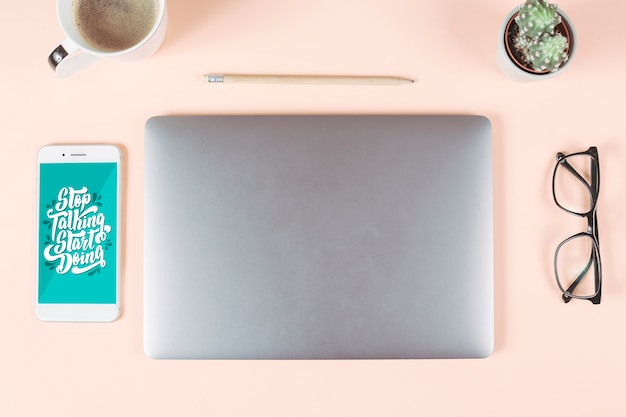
[144,115,493,359]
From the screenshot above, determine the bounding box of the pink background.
[2,1,626,415]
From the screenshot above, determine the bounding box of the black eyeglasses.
[552,146,601,304]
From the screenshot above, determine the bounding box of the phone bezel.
[36,145,121,322]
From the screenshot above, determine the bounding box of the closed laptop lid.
[144,115,493,359]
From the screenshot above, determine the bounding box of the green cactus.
[515,0,561,38]
[511,0,570,73]
[527,32,568,72]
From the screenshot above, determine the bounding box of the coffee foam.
[74,0,159,52]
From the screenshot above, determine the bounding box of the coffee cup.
[48,0,167,78]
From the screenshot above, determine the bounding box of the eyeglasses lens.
[553,154,595,214]
[555,234,598,298]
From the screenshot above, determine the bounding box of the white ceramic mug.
[48,0,167,78]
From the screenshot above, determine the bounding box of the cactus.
[515,0,561,38]
[527,32,569,72]
[512,0,569,73]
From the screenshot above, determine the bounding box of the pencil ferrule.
[205,74,224,83]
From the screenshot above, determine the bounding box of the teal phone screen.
[38,162,118,304]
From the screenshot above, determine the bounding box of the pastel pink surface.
[2,0,626,416]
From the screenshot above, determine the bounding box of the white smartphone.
[36,145,121,322]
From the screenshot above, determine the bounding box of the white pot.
[496,7,577,82]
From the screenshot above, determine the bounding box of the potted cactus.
[497,0,576,81]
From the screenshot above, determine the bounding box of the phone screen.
[38,162,118,304]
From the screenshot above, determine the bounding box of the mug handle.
[48,38,100,78]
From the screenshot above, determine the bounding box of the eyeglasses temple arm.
[562,256,592,303]
[556,156,594,195]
